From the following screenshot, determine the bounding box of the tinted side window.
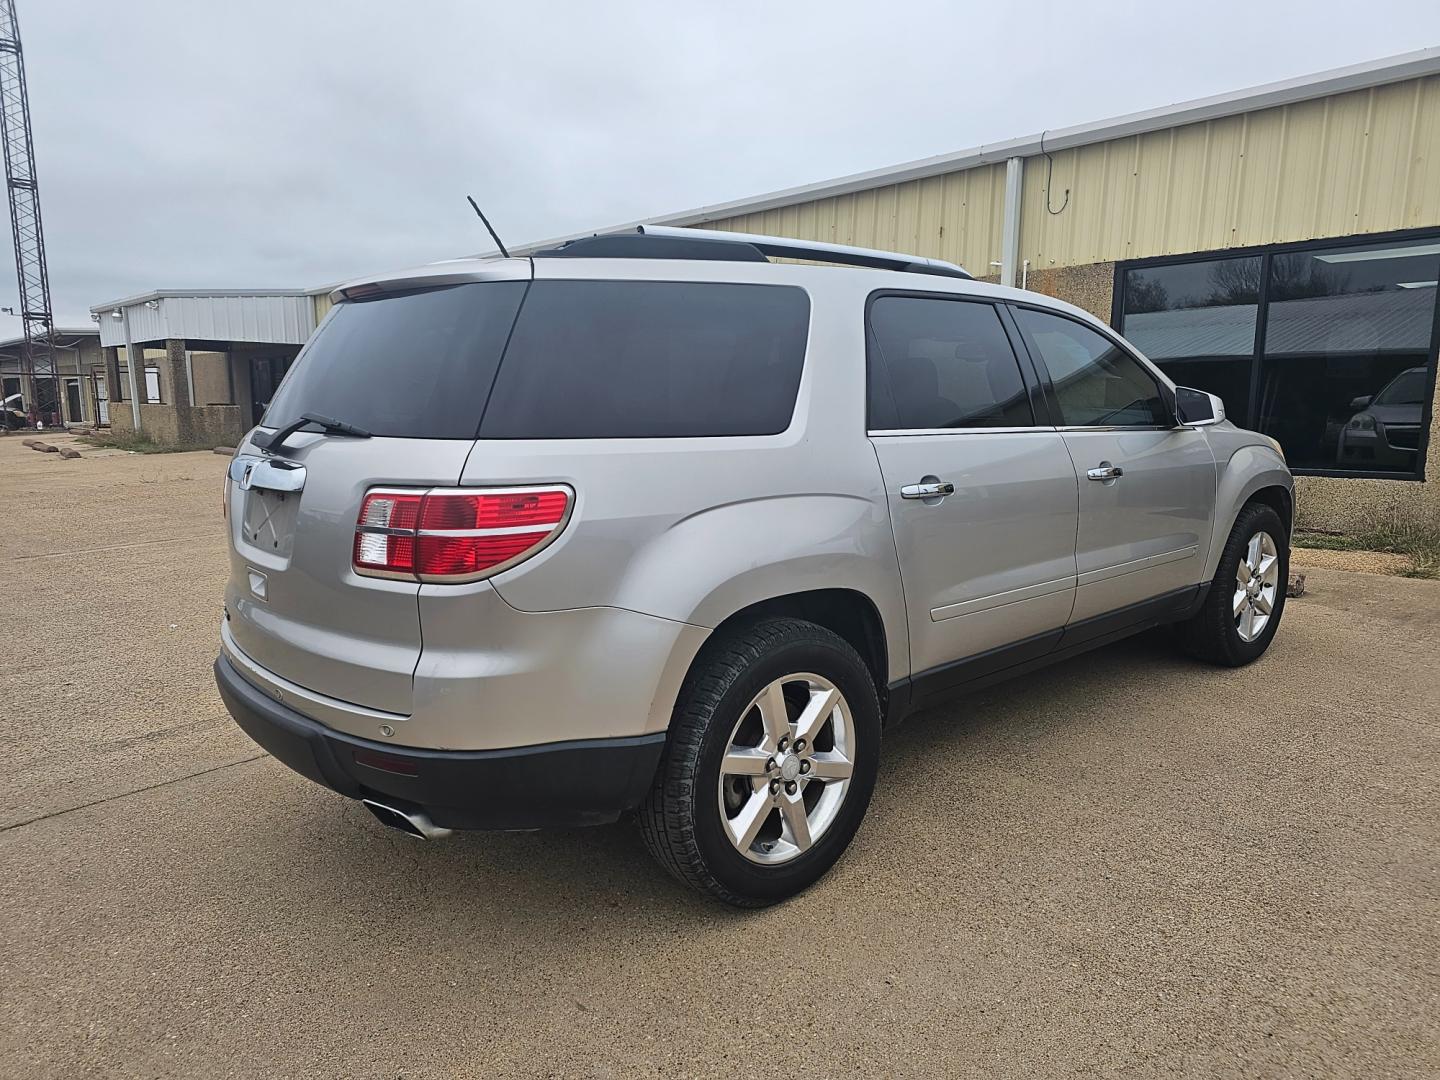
[1014,308,1168,427]
[481,281,809,439]
[867,296,1033,430]
[262,282,527,439]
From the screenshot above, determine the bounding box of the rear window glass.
[262,282,526,439]
[480,280,810,439]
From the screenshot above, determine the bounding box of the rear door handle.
[900,480,955,500]
[1086,464,1124,481]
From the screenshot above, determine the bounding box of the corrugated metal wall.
[697,163,1008,278]
[97,295,315,347]
[701,75,1440,274]
[163,295,314,344]
[1020,74,1440,268]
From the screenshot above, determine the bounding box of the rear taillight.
[353,491,423,575]
[353,486,571,583]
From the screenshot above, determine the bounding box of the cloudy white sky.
[8,0,1440,325]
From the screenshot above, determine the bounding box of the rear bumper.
[215,654,665,830]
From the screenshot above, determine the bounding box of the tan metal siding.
[696,77,1438,273]
[697,163,1008,277]
[1020,75,1440,268]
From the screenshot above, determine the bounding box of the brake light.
[353,486,571,582]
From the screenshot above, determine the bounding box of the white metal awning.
[90,290,316,348]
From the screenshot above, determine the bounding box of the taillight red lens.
[418,489,568,530]
[414,532,548,576]
[352,487,570,582]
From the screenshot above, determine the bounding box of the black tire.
[1177,501,1289,666]
[638,617,882,907]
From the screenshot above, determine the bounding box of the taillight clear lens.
[353,492,424,573]
[352,487,570,582]
[359,493,422,530]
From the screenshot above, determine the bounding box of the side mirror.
[1175,386,1225,427]
[1349,395,1372,411]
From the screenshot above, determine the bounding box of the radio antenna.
[466,195,510,259]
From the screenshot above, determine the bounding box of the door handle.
[900,480,955,500]
[1086,464,1124,482]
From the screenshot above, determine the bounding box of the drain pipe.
[999,156,1024,289]
[118,306,141,432]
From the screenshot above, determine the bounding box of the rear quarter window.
[479,280,810,439]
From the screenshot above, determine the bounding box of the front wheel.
[638,618,882,907]
[1177,502,1289,666]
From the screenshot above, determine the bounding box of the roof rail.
[636,225,972,279]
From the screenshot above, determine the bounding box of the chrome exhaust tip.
[361,798,453,840]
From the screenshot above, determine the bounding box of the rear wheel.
[639,618,881,907]
[1178,502,1289,666]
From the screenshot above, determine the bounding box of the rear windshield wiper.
[252,411,372,451]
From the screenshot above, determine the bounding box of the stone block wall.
[1024,262,1115,322]
[107,402,244,448]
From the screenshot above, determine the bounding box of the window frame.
[1113,226,1440,481]
[1007,299,1177,432]
[863,289,1050,436]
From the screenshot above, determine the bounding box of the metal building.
[0,326,103,427]
[88,288,331,447]
[520,48,1440,531]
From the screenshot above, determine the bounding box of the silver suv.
[216,225,1293,906]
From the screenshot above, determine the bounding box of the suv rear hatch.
[224,266,530,714]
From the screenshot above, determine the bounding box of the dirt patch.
[1292,546,1415,575]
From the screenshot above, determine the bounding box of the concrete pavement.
[2,434,1437,1078]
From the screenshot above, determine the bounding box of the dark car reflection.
[1337,367,1428,469]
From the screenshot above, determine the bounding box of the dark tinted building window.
[262,282,527,439]
[1120,255,1261,426]
[1258,240,1439,473]
[1117,233,1440,478]
[1015,308,1167,427]
[481,281,810,439]
[866,296,1032,429]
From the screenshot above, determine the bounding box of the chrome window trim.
[1054,424,1178,433]
[867,425,1058,437]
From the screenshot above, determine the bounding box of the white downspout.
[1000,156,1024,289]
[121,307,141,431]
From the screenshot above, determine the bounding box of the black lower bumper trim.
[215,655,665,830]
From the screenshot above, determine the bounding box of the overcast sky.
[7,0,1440,325]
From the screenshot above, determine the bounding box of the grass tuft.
[1295,515,1440,580]
[76,433,213,455]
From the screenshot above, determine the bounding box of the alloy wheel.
[1234,529,1280,642]
[717,672,855,865]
